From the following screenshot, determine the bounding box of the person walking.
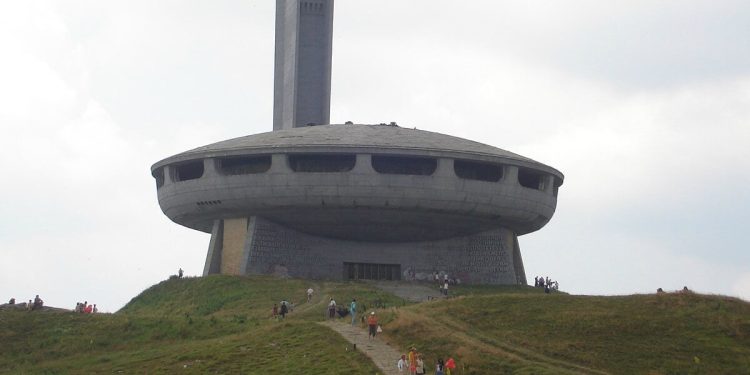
[367,311,378,340]
[435,358,445,375]
[33,295,43,310]
[328,298,336,319]
[445,357,456,375]
[407,347,417,375]
[307,287,314,302]
[416,355,425,375]
[350,298,357,326]
[397,354,407,373]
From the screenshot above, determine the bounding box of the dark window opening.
[288,154,355,172]
[371,155,437,175]
[219,155,271,175]
[518,168,545,191]
[153,168,164,188]
[454,160,503,182]
[174,161,204,182]
[344,262,401,281]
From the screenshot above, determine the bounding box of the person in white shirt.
[307,287,314,302]
[328,298,336,319]
[397,354,406,372]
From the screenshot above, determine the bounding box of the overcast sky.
[1,1,749,312]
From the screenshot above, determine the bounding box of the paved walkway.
[320,320,402,375]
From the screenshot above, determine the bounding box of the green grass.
[0,275,404,374]
[379,290,750,374]
[1,276,748,374]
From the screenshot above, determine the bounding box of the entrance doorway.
[343,262,401,281]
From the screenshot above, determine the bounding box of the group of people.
[6,295,45,311]
[534,276,559,293]
[326,296,368,328]
[326,295,380,337]
[75,301,98,314]
[433,272,457,296]
[657,286,691,294]
[397,347,456,375]
[326,298,354,323]
[7,295,101,313]
[271,300,292,320]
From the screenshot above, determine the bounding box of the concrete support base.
[203,216,526,285]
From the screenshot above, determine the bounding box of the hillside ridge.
[1,276,748,374]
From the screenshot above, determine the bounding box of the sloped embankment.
[0,275,404,373]
[379,286,750,374]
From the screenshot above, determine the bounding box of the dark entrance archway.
[344,262,401,281]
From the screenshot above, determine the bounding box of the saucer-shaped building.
[151,124,563,284]
[152,0,564,284]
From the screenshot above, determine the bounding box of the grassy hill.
[381,286,750,374]
[1,276,748,374]
[0,276,404,374]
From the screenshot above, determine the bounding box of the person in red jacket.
[84,304,93,313]
[367,311,378,340]
[445,357,456,375]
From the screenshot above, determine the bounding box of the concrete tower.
[273,0,334,130]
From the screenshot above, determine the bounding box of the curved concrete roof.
[153,124,563,179]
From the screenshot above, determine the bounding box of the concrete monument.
[151,1,564,285]
[273,0,333,130]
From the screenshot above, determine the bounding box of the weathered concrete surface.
[153,125,562,241]
[202,220,223,275]
[156,124,549,166]
[203,216,527,285]
[220,218,248,275]
[273,0,334,130]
